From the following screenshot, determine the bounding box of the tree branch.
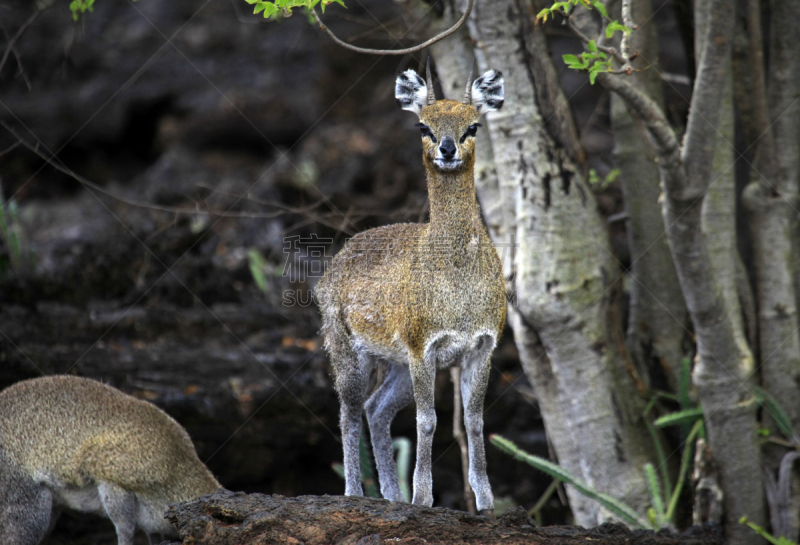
[566,15,626,65]
[619,0,633,69]
[310,0,474,55]
[746,0,770,148]
[0,8,40,76]
[594,73,683,193]
[681,0,735,195]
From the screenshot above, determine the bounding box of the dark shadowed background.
[0,0,691,542]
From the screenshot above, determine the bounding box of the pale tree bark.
[695,1,756,384]
[741,0,800,439]
[596,0,766,539]
[740,1,800,539]
[609,0,688,391]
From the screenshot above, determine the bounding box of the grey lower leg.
[98,482,137,545]
[365,364,414,502]
[410,357,437,507]
[336,356,370,497]
[461,348,494,513]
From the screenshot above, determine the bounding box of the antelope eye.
[460,123,481,143]
[415,123,437,143]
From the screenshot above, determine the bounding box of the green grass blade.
[665,420,704,521]
[644,411,673,500]
[392,437,412,502]
[490,435,653,529]
[753,386,795,439]
[247,249,269,293]
[654,408,704,428]
[644,463,665,526]
[359,431,379,498]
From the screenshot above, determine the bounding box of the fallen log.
[167,490,722,544]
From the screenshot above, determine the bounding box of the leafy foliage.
[563,41,612,85]
[70,0,140,21]
[535,0,613,23]
[588,168,620,192]
[244,0,345,20]
[70,0,95,20]
[537,0,630,84]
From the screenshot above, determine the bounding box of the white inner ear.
[471,70,504,114]
[395,69,427,116]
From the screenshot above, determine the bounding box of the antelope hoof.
[479,508,496,520]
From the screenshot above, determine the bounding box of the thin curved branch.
[309,0,474,55]
[0,8,40,76]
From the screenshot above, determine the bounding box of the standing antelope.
[315,60,505,515]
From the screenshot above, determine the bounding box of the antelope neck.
[426,168,482,244]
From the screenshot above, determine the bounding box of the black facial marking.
[459,123,482,143]
[415,122,437,143]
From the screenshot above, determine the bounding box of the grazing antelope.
[0,376,220,545]
[316,59,505,515]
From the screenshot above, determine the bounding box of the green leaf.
[753,386,795,439]
[664,420,704,522]
[654,408,704,428]
[491,435,654,529]
[644,463,665,526]
[590,0,608,18]
[587,40,598,53]
[589,69,598,85]
[740,516,798,545]
[247,249,269,293]
[536,8,550,22]
[563,54,580,65]
[606,20,630,38]
[392,437,412,502]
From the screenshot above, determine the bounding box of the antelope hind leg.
[365,363,414,502]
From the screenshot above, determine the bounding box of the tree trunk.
[597,0,767,540]
[695,0,756,384]
[609,0,688,391]
[465,0,657,526]
[741,0,800,439]
[740,0,800,539]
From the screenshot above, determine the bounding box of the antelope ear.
[472,70,504,114]
[395,69,427,115]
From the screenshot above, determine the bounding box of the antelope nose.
[439,137,457,160]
